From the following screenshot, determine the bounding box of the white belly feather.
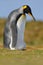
[16,15,26,49]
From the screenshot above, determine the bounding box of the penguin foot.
[10,47,16,50]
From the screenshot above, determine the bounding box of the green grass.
[0,19,43,65]
[0,48,43,65]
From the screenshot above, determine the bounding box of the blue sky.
[0,0,43,20]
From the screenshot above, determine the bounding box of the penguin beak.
[28,13,36,21]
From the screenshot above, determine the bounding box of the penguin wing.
[3,25,11,48]
[3,9,22,48]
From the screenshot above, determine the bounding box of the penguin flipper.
[3,24,11,48]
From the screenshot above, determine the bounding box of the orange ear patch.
[22,5,27,9]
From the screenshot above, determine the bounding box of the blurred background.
[0,0,43,48]
[0,1,43,65]
[0,0,43,20]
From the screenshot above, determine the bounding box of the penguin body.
[3,9,20,49]
[3,5,36,50]
[3,8,26,50]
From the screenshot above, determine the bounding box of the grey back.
[3,8,22,48]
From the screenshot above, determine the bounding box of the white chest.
[17,15,26,33]
[16,15,26,49]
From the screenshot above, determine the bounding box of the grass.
[0,18,43,65]
[25,21,43,47]
[0,48,43,65]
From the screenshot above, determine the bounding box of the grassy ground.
[0,48,43,65]
[0,18,43,65]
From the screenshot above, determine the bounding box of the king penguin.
[3,5,36,50]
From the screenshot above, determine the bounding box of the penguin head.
[22,5,36,21]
